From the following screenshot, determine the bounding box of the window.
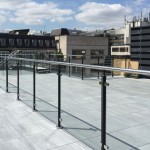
[91,50,104,59]
[38,40,43,46]
[32,40,37,47]
[112,48,119,52]
[45,40,50,47]
[120,48,126,52]
[17,39,22,46]
[0,38,6,46]
[72,50,86,59]
[24,39,30,46]
[9,39,14,46]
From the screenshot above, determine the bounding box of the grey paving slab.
[50,141,92,150]
[1,71,150,150]
[111,123,150,147]
[19,130,79,150]
[0,87,92,150]
[0,138,32,150]
[139,144,150,150]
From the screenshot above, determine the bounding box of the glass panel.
[61,71,101,149]
[107,72,150,149]
[0,58,6,90]
[8,59,17,93]
[19,60,33,108]
[35,64,58,124]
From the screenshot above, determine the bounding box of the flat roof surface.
[0,83,92,150]
[0,70,150,150]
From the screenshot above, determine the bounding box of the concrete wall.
[66,35,108,64]
[54,35,108,76]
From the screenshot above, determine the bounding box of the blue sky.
[0,0,149,32]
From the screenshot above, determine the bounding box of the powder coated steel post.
[33,62,36,111]
[101,71,109,150]
[57,65,62,128]
[81,56,84,80]
[17,61,20,100]
[68,56,70,77]
[6,60,8,92]
[98,56,100,79]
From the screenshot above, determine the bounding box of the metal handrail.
[0,50,20,66]
[3,57,150,76]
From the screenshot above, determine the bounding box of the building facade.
[131,25,150,70]
[54,35,108,65]
[109,24,131,56]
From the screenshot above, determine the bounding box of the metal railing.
[1,57,150,150]
[0,50,20,66]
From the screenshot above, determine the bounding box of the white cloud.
[0,9,8,23]
[75,2,132,28]
[0,15,6,23]
[134,0,145,5]
[0,0,73,25]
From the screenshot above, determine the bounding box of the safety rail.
[0,50,19,66]
[1,57,150,150]
[6,57,150,76]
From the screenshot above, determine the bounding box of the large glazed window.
[72,50,86,59]
[91,50,104,59]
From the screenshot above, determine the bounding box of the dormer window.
[24,39,30,46]
[45,40,50,47]
[38,40,43,46]
[32,39,37,47]
[0,38,6,46]
[17,39,22,46]
[9,39,14,46]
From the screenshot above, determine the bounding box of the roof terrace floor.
[0,88,92,150]
[0,70,150,150]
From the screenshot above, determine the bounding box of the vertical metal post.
[81,56,84,80]
[17,61,20,100]
[49,52,51,72]
[101,71,108,150]
[111,58,114,77]
[3,62,4,70]
[69,56,70,77]
[6,59,8,92]
[125,57,127,69]
[33,62,36,111]
[98,56,100,78]
[57,65,62,128]
[30,51,31,68]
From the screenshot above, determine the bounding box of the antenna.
[124,15,126,25]
[141,11,143,21]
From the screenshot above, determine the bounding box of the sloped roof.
[50,28,69,36]
[9,29,30,35]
